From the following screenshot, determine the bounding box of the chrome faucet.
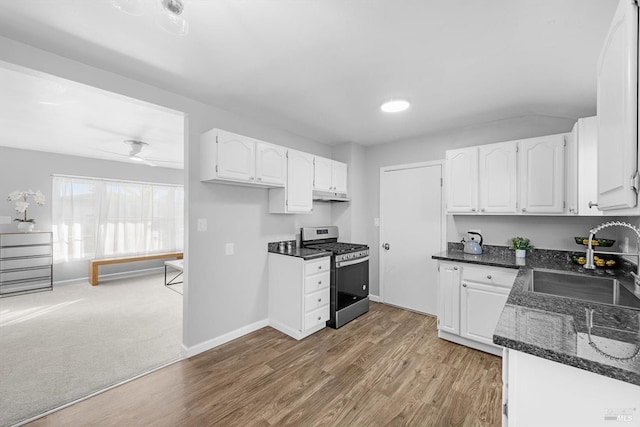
[584,221,640,288]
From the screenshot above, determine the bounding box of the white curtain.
[52,176,184,262]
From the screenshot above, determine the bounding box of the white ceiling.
[0,62,184,168]
[0,0,618,148]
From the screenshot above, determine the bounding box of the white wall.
[0,146,184,282]
[362,115,595,297]
[0,35,336,351]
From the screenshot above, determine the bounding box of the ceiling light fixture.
[380,99,411,113]
[157,0,189,36]
[110,0,145,16]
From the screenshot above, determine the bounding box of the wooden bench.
[89,252,183,285]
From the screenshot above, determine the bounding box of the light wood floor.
[28,303,502,426]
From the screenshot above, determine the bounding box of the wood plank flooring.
[28,303,502,427]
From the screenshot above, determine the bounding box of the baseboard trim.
[369,294,380,303]
[181,319,269,358]
[53,267,164,286]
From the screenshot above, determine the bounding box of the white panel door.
[478,142,517,213]
[216,130,255,182]
[518,135,565,214]
[437,263,460,334]
[255,141,286,186]
[380,162,443,315]
[331,161,348,193]
[313,156,333,191]
[445,147,478,213]
[460,281,509,346]
[577,116,605,216]
[597,0,638,211]
[286,150,314,213]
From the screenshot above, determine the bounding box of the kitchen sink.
[530,269,640,309]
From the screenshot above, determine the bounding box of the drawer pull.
[317,298,322,302]
[318,266,322,270]
[487,275,492,279]
[453,266,458,271]
[318,280,322,285]
[462,283,467,287]
[317,316,321,321]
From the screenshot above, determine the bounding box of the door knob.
[382,243,390,250]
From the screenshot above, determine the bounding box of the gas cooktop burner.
[305,242,368,254]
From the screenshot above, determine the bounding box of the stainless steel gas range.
[300,226,369,328]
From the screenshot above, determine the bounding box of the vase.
[515,249,527,258]
[17,222,35,232]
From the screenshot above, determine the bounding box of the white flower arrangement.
[7,190,46,223]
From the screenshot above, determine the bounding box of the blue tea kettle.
[462,231,483,255]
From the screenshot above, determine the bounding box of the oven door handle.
[336,256,369,268]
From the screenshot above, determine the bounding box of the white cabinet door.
[313,156,333,191]
[597,0,638,211]
[216,130,256,182]
[437,263,460,335]
[566,122,579,215]
[445,147,478,213]
[286,150,314,212]
[478,142,517,213]
[577,116,604,216]
[518,135,565,214]
[255,141,286,186]
[332,161,348,193]
[460,280,509,347]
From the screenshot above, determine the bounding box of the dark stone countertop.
[267,241,331,260]
[432,244,640,386]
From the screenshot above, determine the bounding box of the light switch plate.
[225,243,234,255]
[197,218,207,232]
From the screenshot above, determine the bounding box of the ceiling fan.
[98,139,181,167]
[110,0,189,36]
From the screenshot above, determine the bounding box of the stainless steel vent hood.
[312,190,351,202]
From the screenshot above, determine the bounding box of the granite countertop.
[432,244,640,386]
[267,241,331,260]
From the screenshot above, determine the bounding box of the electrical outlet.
[197,218,207,232]
[225,243,234,255]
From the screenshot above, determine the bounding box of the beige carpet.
[0,272,183,427]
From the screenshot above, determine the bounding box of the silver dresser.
[0,232,53,297]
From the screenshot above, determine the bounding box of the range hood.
[312,190,351,202]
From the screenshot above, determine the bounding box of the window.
[52,176,184,262]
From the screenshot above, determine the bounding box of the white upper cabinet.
[445,147,478,213]
[518,135,565,214]
[270,149,314,214]
[313,156,348,194]
[573,117,604,216]
[200,128,285,187]
[255,142,287,185]
[331,161,348,193]
[596,0,639,211]
[478,142,517,213]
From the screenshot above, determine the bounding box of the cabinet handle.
[453,266,458,271]
[362,285,366,290]
[487,275,492,279]
[318,266,322,270]
[471,208,477,212]
[480,208,485,212]
[589,201,598,209]
[250,176,255,180]
[257,177,262,181]
[318,280,322,285]
[318,298,322,302]
[521,208,527,212]
[317,316,322,321]
[462,283,467,287]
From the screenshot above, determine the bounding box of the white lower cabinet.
[268,254,330,340]
[503,349,640,427]
[437,261,517,355]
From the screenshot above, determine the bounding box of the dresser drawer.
[0,278,52,295]
[0,244,52,258]
[304,271,330,293]
[304,305,330,330]
[304,258,330,276]
[1,256,51,271]
[462,265,517,288]
[304,288,330,313]
[1,233,51,247]
[0,267,51,283]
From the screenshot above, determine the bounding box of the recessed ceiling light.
[381,99,411,113]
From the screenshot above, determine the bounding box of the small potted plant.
[510,236,534,258]
[7,190,46,232]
